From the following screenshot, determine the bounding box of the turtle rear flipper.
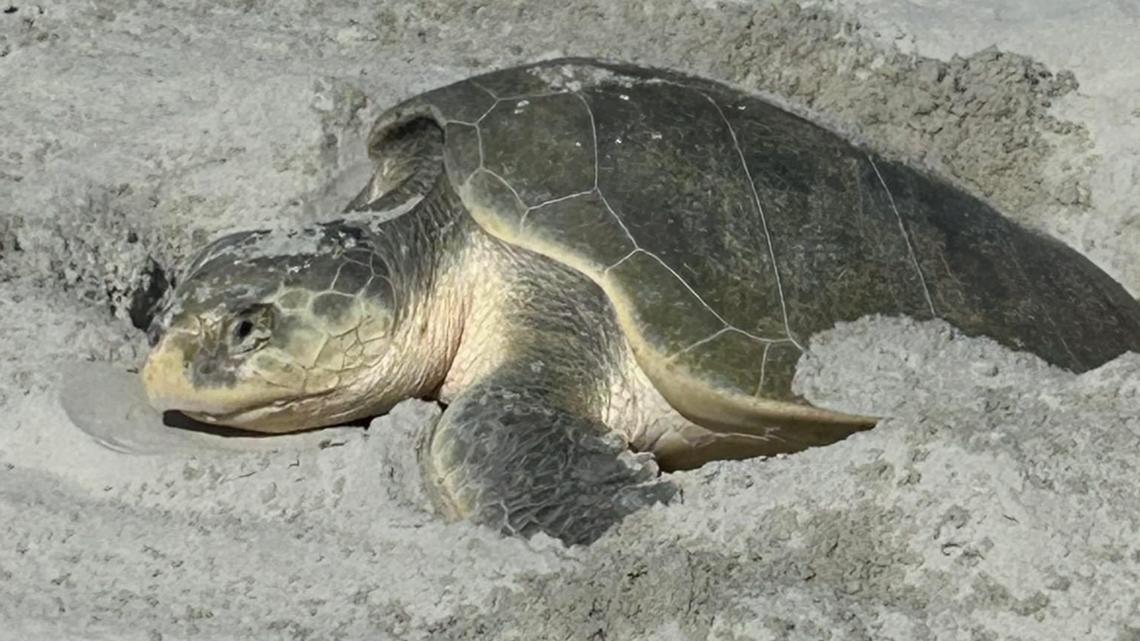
[642,355,879,456]
[648,419,873,471]
[344,116,444,213]
[420,377,676,546]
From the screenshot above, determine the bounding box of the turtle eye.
[229,305,273,353]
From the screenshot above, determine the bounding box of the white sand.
[2,1,1138,639]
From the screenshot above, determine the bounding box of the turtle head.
[142,222,413,432]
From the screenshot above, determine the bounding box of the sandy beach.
[2,1,1138,639]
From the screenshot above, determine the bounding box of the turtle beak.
[141,325,242,416]
[141,331,205,413]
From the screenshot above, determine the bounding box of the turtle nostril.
[146,323,165,348]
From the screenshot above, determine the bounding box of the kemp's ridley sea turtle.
[134,59,1140,544]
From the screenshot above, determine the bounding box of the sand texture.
[2,1,1138,639]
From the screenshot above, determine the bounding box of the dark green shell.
[369,58,1140,403]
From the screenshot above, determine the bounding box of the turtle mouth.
[141,334,319,432]
[151,385,349,432]
[145,371,339,433]
[147,388,314,430]
[179,385,378,432]
[181,398,314,431]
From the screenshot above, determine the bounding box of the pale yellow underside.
[463,188,879,440]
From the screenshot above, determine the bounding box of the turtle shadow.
[160,411,274,438]
[161,410,372,438]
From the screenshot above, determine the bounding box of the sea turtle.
[139,58,1140,545]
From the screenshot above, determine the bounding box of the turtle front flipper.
[420,377,677,546]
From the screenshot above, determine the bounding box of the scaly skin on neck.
[350,171,705,458]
